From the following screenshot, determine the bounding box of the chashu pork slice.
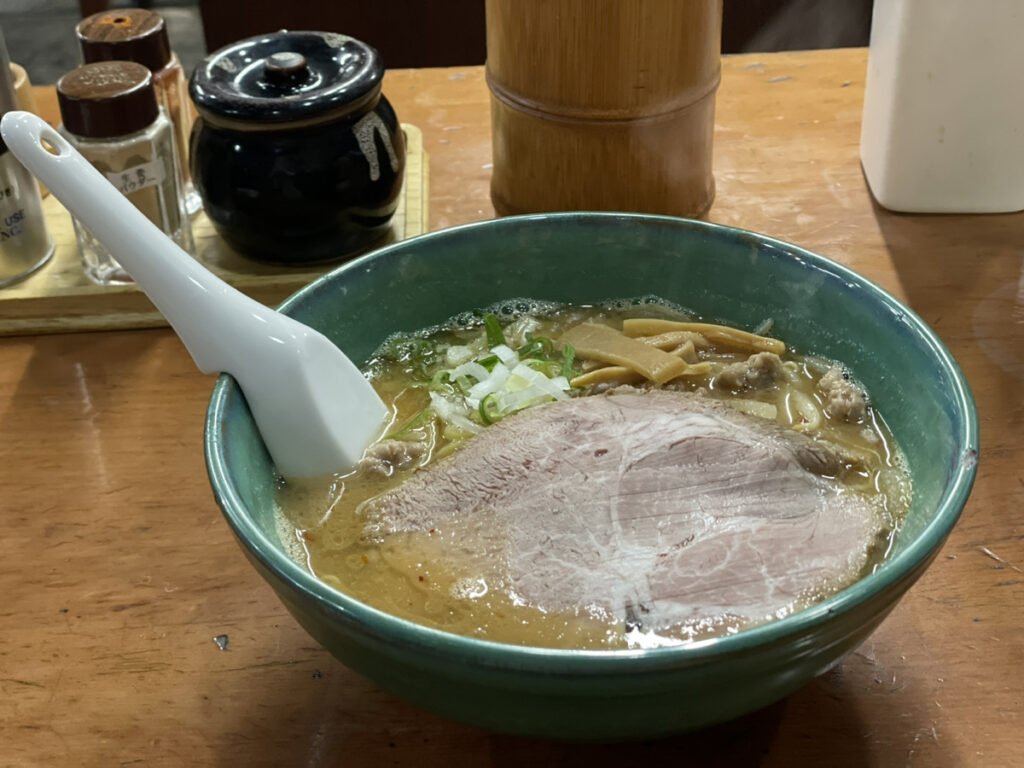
[359,390,886,632]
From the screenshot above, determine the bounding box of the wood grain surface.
[2,49,1021,767]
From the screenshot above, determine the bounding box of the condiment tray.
[0,124,427,336]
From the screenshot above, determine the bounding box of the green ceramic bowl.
[205,213,977,740]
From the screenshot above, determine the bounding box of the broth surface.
[276,300,911,649]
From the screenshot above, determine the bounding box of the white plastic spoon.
[1,111,388,479]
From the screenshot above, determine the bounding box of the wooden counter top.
[3,49,1021,766]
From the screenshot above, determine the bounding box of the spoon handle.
[0,111,270,374]
[2,111,389,478]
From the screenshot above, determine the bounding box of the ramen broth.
[276,300,911,650]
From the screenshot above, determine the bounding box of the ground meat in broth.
[818,365,869,422]
[358,439,427,477]
[714,352,787,391]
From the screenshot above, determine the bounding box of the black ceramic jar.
[189,31,405,264]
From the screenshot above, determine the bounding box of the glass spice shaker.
[57,61,193,285]
[76,8,200,215]
[0,26,54,287]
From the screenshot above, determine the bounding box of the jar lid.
[76,9,173,74]
[190,30,383,128]
[57,61,158,139]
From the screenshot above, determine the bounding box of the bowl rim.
[205,212,979,673]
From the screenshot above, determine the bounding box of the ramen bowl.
[205,213,977,740]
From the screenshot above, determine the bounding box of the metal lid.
[0,27,17,156]
[190,30,383,128]
[76,9,173,74]
[57,61,158,139]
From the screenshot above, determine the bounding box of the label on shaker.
[0,173,28,240]
[0,154,53,284]
[105,159,165,196]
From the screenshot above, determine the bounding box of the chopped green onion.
[560,343,576,379]
[429,370,451,391]
[518,336,554,359]
[517,340,543,359]
[482,313,506,348]
[477,354,500,371]
[478,393,502,424]
[387,406,433,438]
[521,357,561,377]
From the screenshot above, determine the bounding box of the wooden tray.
[0,124,428,336]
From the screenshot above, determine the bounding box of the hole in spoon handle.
[39,126,70,157]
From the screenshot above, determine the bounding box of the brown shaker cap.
[57,61,158,139]
[77,9,172,74]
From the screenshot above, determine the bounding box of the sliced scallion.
[483,313,506,348]
[518,336,553,359]
[521,357,561,377]
[561,343,577,380]
[477,354,500,371]
[478,393,502,424]
[429,370,452,391]
[387,406,433,438]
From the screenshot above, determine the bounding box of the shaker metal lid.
[0,27,19,153]
[77,9,173,74]
[190,30,383,127]
[57,61,158,139]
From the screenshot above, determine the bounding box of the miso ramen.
[276,299,911,650]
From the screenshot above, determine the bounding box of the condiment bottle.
[76,8,200,215]
[860,0,1024,213]
[57,60,193,285]
[0,27,53,287]
[10,61,50,198]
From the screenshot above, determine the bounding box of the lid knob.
[264,52,309,84]
[190,31,384,125]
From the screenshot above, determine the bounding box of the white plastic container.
[860,0,1024,213]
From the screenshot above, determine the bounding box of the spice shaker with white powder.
[0,27,53,287]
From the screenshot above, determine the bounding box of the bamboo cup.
[486,0,722,217]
